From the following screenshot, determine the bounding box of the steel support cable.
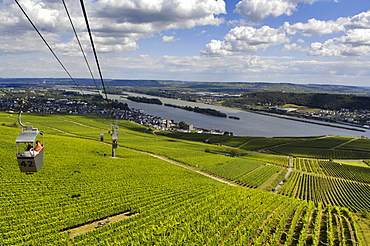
[61,0,111,124]
[61,0,110,124]
[79,0,109,102]
[14,0,84,95]
[61,0,101,94]
[79,0,117,124]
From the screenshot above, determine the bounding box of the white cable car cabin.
[16,126,44,173]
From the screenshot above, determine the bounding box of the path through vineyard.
[56,118,240,187]
[55,118,240,236]
[285,156,294,179]
[69,212,138,237]
[144,151,239,187]
[66,145,239,237]
[272,156,293,193]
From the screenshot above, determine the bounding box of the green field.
[1,112,369,245]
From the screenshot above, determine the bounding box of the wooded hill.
[222,91,370,110]
[2,78,370,96]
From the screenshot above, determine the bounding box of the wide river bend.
[106,92,370,138]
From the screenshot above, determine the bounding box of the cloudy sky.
[1,0,370,86]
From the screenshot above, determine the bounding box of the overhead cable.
[14,0,84,95]
[79,0,109,102]
[61,0,101,94]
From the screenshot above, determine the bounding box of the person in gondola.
[33,140,43,152]
[19,144,34,157]
[19,141,42,157]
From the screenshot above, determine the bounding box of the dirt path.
[69,212,138,238]
[60,118,240,187]
[331,138,358,149]
[271,156,293,193]
[285,156,294,179]
[59,120,240,237]
[137,151,240,187]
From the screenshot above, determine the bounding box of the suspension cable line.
[14,0,84,95]
[79,0,119,156]
[79,0,109,103]
[13,0,115,122]
[61,0,101,95]
[61,0,111,123]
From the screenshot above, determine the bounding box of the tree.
[231,149,240,157]
[178,121,187,129]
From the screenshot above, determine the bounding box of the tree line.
[164,103,227,117]
[127,96,163,105]
[223,91,370,110]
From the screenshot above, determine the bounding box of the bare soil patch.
[69,211,138,238]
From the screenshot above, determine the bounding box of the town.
[0,92,225,135]
[261,106,370,129]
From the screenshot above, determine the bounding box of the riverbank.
[64,89,370,138]
[123,92,366,132]
[247,110,366,133]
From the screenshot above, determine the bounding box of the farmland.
[1,112,370,245]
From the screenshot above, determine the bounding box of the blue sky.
[1,0,370,86]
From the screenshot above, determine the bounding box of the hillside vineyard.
[0,113,369,245]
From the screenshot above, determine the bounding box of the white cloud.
[201,26,289,55]
[162,35,179,42]
[347,10,370,29]
[309,41,370,57]
[284,18,347,36]
[2,50,370,85]
[105,54,285,79]
[309,29,370,57]
[2,0,370,86]
[95,54,370,85]
[339,29,370,46]
[201,40,235,56]
[0,0,226,55]
[201,9,370,58]
[94,0,226,29]
[283,43,308,52]
[234,0,316,22]
[275,10,370,58]
[90,0,226,53]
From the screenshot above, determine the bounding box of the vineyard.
[0,112,369,245]
[270,146,370,159]
[204,158,264,180]
[278,158,370,212]
[279,172,370,212]
[267,136,370,159]
[236,164,283,188]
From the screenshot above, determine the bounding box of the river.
[105,92,370,138]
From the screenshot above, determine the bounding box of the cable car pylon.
[109,124,118,158]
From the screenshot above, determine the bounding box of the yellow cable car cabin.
[16,127,44,173]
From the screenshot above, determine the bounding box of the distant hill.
[1,78,370,96]
[223,91,370,110]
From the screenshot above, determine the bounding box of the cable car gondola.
[15,112,44,173]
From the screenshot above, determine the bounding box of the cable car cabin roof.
[16,130,42,143]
